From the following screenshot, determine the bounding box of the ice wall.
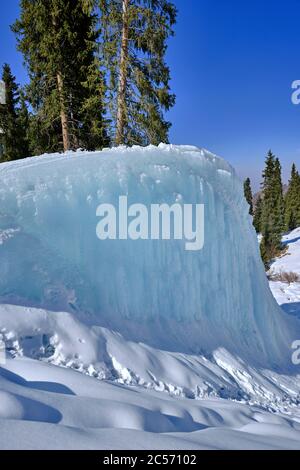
[0,145,294,366]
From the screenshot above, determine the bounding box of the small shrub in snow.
[268,270,300,284]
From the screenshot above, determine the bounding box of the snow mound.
[1,304,300,407]
[1,357,300,450]
[0,144,296,366]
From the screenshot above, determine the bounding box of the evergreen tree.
[13,0,108,154]
[259,151,284,266]
[0,64,28,161]
[259,234,269,268]
[17,90,30,157]
[273,157,285,233]
[284,163,300,231]
[243,177,253,215]
[99,0,177,146]
[253,194,263,233]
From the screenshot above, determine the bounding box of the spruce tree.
[273,157,285,233]
[253,195,263,233]
[17,90,30,157]
[99,0,177,146]
[0,64,28,161]
[13,0,108,154]
[259,151,285,266]
[295,171,300,226]
[243,177,254,215]
[285,163,300,231]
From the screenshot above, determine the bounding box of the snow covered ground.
[1,356,300,450]
[1,145,300,449]
[269,227,300,321]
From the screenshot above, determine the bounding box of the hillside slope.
[269,227,300,320]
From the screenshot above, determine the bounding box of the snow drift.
[0,144,296,367]
[1,355,300,450]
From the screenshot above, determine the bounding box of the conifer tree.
[273,157,285,233]
[259,151,285,266]
[99,0,177,146]
[253,194,263,233]
[285,163,300,231]
[243,177,253,215]
[0,64,28,161]
[13,0,108,154]
[17,90,30,157]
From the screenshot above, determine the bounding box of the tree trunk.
[56,71,70,152]
[52,14,70,152]
[115,0,129,146]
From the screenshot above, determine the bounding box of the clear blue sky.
[1,0,300,190]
